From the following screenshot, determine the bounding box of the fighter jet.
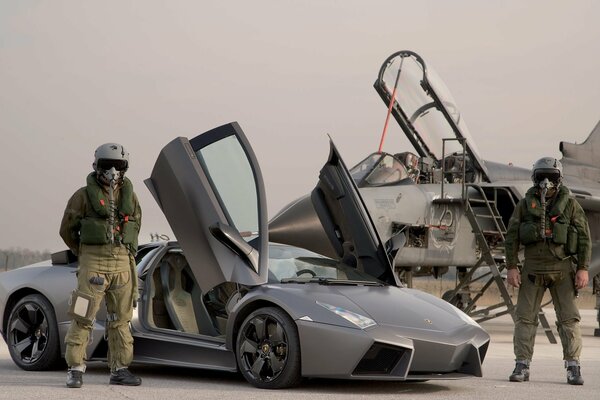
[269,50,600,339]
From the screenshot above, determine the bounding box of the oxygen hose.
[104,166,119,244]
[539,178,550,240]
[108,181,115,244]
[540,187,547,240]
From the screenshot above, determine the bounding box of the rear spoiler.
[51,250,78,265]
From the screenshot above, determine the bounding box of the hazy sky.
[1,1,599,252]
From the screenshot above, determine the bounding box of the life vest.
[518,185,577,254]
[79,172,139,250]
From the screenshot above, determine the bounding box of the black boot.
[566,365,584,385]
[66,370,83,388]
[509,362,530,382]
[110,368,142,386]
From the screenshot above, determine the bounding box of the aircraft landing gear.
[442,290,468,311]
[441,267,473,312]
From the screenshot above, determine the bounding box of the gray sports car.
[0,122,489,389]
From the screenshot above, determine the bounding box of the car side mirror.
[209,222,259,272]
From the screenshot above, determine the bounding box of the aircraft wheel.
[6,294,62,371]
[442,290,464,310]
[236,307,301,389]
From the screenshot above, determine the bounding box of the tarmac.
[0,308,598,400]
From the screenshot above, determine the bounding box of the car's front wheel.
[236,306,301,389]
[7,294,62,370]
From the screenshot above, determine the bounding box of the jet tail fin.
[560,120,600,167]
[559,120,600,191]
[560,120,600,252]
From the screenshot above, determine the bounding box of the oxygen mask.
[535,169,560,197]
[96,159,127,187]
[99,167,122,188]
[539,178,558,198]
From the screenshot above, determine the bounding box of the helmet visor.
[534,169,560,184]
[97,159,128,171]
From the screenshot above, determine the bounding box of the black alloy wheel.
[236,307,301,389]
[7,294,61,370]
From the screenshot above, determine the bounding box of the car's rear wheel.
[7,294,61,370]
[236,306,301,389]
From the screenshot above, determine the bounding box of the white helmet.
[531,157,562,187]
[93,143,129,186]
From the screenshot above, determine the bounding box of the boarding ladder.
[436,138,557,343]
[436,186,514,320]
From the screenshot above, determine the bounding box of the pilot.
[59,143,142,388]
[505,157,590,385]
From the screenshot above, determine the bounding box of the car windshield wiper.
[280,277,385,286]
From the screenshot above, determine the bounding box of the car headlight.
[316,301,377,329]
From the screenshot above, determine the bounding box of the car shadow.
[298,378,452,395]
[122,364,454,395]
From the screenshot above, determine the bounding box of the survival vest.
[518,185,578,254]
[79,173,139,251]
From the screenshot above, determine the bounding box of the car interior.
[144,249,238,338]
[141,245,366,339]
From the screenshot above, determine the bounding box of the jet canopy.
[374,50,489,182]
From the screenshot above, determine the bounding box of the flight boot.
[509,362,530,382]
[566,362,584,385]
[110,368,142,386]
[66,369,83,388]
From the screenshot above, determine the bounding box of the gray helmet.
[531,157,562,187]
[93,143,129,186]
[93,143,129,172]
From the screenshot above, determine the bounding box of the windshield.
[350,153,411,186]
[268,245,384,284]
[377,52,482,163]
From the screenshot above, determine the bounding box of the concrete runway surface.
[0,309,598,400]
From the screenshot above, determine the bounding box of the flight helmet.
[531,157,562,189]
[93,143,129,186]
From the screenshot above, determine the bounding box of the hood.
[336,285,470,333]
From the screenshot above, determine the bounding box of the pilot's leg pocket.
[67,290,97,325]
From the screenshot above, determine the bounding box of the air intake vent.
[353,343,408,375]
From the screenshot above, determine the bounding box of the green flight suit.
[505,185,591,362]
[59,173,141,371]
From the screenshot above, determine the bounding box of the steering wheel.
[295,269,316,277]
